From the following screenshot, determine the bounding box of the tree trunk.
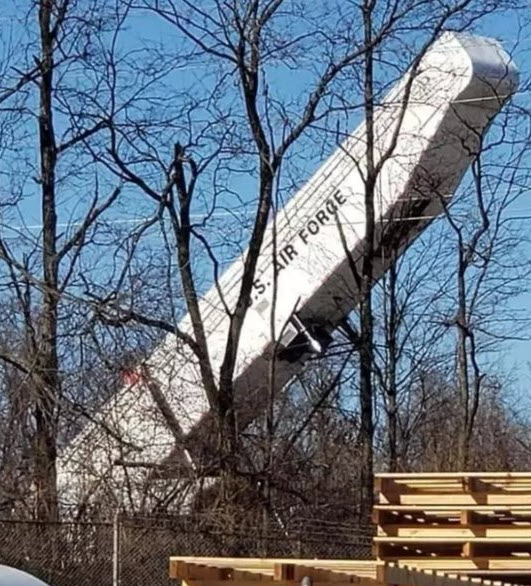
[456,247,470,470]
[34,0,59,520]
[358,0,376,523]
[386,259,399,471]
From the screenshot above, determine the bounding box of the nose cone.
[439,31,519,96]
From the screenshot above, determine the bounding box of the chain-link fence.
[0,515,373,586]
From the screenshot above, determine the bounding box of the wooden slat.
[379,494,531,506]
[374,472,531,474]
[383,560,531,571]
[181,581,279,586]
[381,564,521,586]
[374,505,531,512]
[169,561,268,582]
[275,564,370,583]
[375,536,531,544]
[466,571,531,577]
[382,485,531,495]
[177,580,371,586]
[169,558,380,578]
[377,525,531,538]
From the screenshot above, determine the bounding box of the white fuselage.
[57,33,518,507]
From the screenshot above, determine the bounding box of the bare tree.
[371,227,450,471]
[365,63,531,472]
[0,0,158,518]
[328,0,524,511]
[0,0,528,525]
[437,104,531,468]
[90,0,384,501]
[81,0,526,519]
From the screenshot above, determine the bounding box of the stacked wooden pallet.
[373,472,531,582]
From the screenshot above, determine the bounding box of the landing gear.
[277,315,333,363]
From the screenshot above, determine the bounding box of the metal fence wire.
[0,516,373,586]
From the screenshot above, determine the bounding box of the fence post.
[297,518,302,558]
[113,510,121,586]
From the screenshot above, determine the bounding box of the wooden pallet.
[374,472,531,582]
[169,557,522,586]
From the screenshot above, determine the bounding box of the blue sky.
[1,1,531,404]
[479,10,531,400]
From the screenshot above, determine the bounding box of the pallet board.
[169,558,523,586]
[374,472,531,581]
[169,558,379,579]
[377,526,531,538]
